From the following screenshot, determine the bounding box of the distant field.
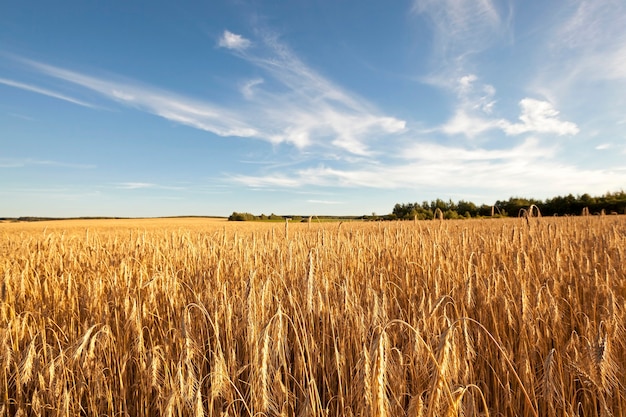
[0,217,229,229]
[1,216,625,416]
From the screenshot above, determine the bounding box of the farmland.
[1,216,625,416]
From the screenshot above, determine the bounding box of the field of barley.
[1,216,625,417]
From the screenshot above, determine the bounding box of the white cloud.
[539,0,626,94]
[240,78,264,99]
[412,0,508,71]
[442,98,580,138]
[218,30,251,50]
[439,74,502,138]
[557,1,624,52]
[234,30,406,154]
[453,74,496,113]
[440,109,503,138]
[0,157,95,169]
[458,74,477,92]
[111,89,135,101]
[0,77,95,108]
[15,32,405,157]
[403,137,554,162]
[439,75,578,138]
[20,59,262,138]
[503,98,579,136]
[114,182,186,190]
[235,175,301,188]
[604,43,626,80]
[230,137,626,198]
[116,182,155,189]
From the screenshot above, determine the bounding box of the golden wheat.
[0,216,625,416]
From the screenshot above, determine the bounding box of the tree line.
[391,191,626,220]
[228,191,625,221]
[228,212,290,221]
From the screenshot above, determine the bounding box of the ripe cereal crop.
[1,216,625,416]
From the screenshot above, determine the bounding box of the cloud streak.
[20,58,262,138]
[227,29,407,154]
[532,1,626,104]
[0,157,95,169]
[114,182,187,191]
[0,77,95,108]
[13,31,405,157]
[233,137,550,187]
[412,0,509,74]
[563,1,626,82]
[231,137,626,199]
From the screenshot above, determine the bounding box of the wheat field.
[1,216,625,417]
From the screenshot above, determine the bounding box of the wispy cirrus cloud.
[12,30,405,157]
[437,74,500,138]
[410,2,584,143]
[239,78,264,99]
[115,182,156,190]
[221,29,407,154]
[412,0,509,72]
[556,1,626,60]
[114,182,186,191]
[533,1,626,100]
[564,2,626,85]
[231,135,626,198]
[234,137,549,188]
[17,58,260,138]
[0,157,95,169]
[0,77,95,108]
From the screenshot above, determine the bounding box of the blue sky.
[1,0,625,217]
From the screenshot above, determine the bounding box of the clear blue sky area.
[1,0,625,217]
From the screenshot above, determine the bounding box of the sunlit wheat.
[0,216,624,416]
